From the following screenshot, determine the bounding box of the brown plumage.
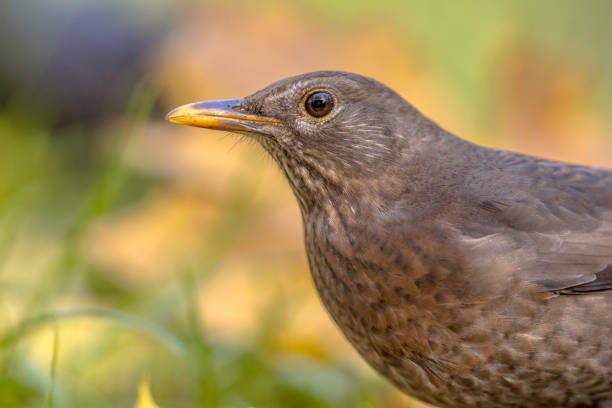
[166,71,612,407]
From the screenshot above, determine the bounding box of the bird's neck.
[273,106,478,221]
[266,141,356,219]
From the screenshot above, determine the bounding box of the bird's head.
[166,71,434,211]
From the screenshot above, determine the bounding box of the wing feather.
[458,152,612,295]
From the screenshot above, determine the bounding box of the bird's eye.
[304,91,335,118]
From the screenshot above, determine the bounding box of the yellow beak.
[165,99,282,131]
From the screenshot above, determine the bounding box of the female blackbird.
[167,71,611,407]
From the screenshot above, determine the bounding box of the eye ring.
[300,89,337,119]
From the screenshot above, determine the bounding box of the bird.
[166,71,612,408]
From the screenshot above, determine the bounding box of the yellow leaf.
[134,377,159,408]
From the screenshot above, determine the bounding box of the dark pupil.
[312,97,326,110]
[306,92,333,117]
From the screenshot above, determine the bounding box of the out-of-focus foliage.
[0,0,611,407]
[134,378,160,408]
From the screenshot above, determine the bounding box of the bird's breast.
[300,209,603,407]
[303,210,473,391]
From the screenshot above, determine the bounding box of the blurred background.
[1,0,611,407]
